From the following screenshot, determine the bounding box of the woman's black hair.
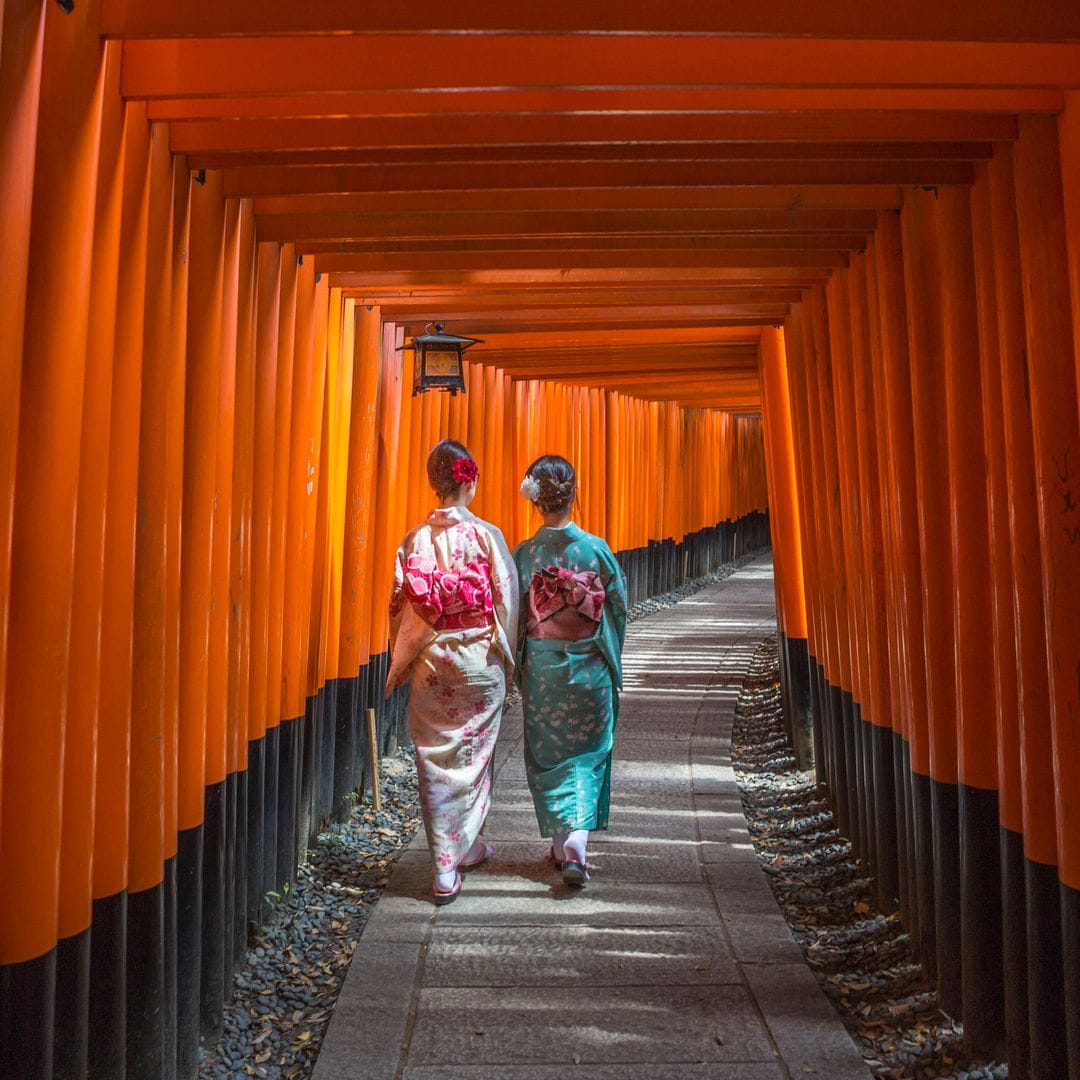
[525,454,576,515]
[426,439,476,500]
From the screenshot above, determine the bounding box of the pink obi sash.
[526,566,606,640]
[403,553,495,632]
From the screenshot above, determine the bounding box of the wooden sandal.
[561,860,590,887]
[432,872,463,906]
[458,841,493,870]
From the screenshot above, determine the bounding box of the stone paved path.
[315,555,870,1079]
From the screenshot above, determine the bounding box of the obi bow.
[403,553,494,629]
[529,565,605,624]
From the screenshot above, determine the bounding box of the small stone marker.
[366,707,382,812]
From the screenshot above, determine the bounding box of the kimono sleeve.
[596,540,628,651]
[388,542,408,650]
[483,523,520,674]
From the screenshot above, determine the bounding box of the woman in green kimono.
[514,455,627,886]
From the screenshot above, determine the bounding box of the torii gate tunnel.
[2,3,1080,1078]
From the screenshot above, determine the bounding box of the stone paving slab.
[315,556,870,1079]
[435,838,707,883]
[405,985,776,1066]
[403,1066,786,1080]
[434,880,720,928]
[313,942,422,1079]
[745,963,876,1078]
[422,924,738,986]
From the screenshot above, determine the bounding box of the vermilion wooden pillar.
[267,244,297,892]
[178,166,225,1070]
[782,307,828,783]
[92,93,154,1079]
[163,152,191,1080]
[901,187,957,986]
[226,197,257,979]
[247,241,281,924]
[54,39,124,1080]
[199,192,239,1043]
[759,327,812,768]
[128,119,179,1080]
[334,302,382,817]
[936,182,1003,1043]
[984,142,1048,1080]
[1054,92,1080,1079]
[826,274,872,870]
[800,291,846,829]
[0,0,46,797]
[967,163,1019,1061]
[847,252,900,914]
[1013,114,1080,1080]
[0,2,104,1075]
[813,284,863,856]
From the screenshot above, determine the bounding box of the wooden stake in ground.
[366,707,382,812]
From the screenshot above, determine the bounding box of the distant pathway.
[315,555,869,1079]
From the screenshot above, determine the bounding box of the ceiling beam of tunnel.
[145,88,1065,123]
[100,1,1080,40]
[222,161,980,197]
[252,187,908,215]
[119,36,1080,97]
[109,12,1080,414]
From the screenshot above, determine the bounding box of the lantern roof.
[396,324,484,351]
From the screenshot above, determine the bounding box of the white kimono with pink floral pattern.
[387,506,519,873]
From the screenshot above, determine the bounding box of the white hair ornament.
[520,474,541,501]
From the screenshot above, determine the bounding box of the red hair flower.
[451,458,479,485]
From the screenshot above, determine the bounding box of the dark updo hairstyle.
[426,439,477,500]
[525,454,576,515]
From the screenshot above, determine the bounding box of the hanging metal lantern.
[397,324,483,396]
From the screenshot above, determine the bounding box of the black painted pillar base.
[931,779,962,1016]
[870,724,899,914]
[175,824,203,1080]
[828,682,849,835]
[262,724,280,920]
[319,680,337,827]
[807,652,825,787]
[88,890,127,1079]
[53,929,90,1079]
[1000,827,1030,1076]
[911,770,936,982]
[1062,880,1080,1080]
[333,674,359,821]
[162,855,178,1080]
[199,780,226,1041]
[892,733,912,928]
[127,882,165,1079]
[0,950,56,1079]
[1025,857,1066,1080]
[246,738,265,928]
[234,768,249,971]
[778,633,813,771]
[958,784,1004,1057]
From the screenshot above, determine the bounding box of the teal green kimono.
[513,523,628,835]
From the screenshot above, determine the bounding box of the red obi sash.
[403,553,495,631]
[526,565,606,640]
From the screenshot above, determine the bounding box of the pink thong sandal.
[432,872,462,906]
[458,841,493,871]
[561,859,590,887]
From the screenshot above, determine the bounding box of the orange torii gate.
[2,3,1080,1078]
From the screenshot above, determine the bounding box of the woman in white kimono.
[387,440,519,904]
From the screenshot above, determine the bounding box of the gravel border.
[198,753,422,1079]
[730,636,1008,1080]
[199,553,762,1079]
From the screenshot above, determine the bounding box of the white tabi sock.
[562,829,589,865]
